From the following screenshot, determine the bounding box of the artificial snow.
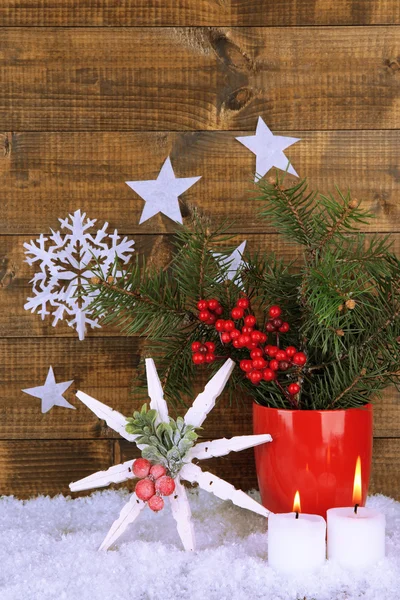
[1,490,399,600]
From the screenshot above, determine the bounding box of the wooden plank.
[370,438,400,499]
[1,28,399,131]
[2,232,400,338]
[0,336,398,439]
[121,437,400,500]
[1,437,396,499]
[0,233,175,337]
[1,130,400,235]
[1,1,399,27]
[0,233,300,338]
[0,335,262,440]
[0,439,114,497]
[0,337,141,439]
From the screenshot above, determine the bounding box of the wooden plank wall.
[0,1,399,499]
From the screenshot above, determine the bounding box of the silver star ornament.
[22,366,75,414]
[236,117,300,181]
[126,156,201,225]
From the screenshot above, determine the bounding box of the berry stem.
[275,379,299,409]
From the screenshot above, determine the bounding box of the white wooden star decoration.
[70,358,272,551]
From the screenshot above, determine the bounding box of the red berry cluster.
[133,458,175,512]
[191,341,216,364]
[195,297,307,399]
[265,305,290,333]
[215,297,268,350]
[197,298,223,326]
[240,344,306,391]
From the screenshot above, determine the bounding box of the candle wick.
[295,511,299,519]
[354,504,359,515]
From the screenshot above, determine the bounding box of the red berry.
[263,368,276,381]
[199,310,211,322]
[250,348,263,359]
[232,339,242,349]
[242,326,253,334]
[288,383,301,395]
[155,475,176,497]
[265,345,279,357]
[221,332,231,344]
[205,341,216,352]
[285,346,297,358]
[259,332,267,344]
[231,307,244,320]
[244,315,256,327]
[269,359,279,371]
[279,361,290,371]
[248,342,258,349]
[149,464,166,480]
[191,341,202,352]
[206,315,216,325]
[205,353,216,363]
[269,305,282,319]
[272,318,283,329]
[237,297,249,309]
[207,299,219,311]
[238,334,251,346]
[292,352,307,366]
[135,478,156,501]
[249,370,263,384]
[279,322,290,333]
[230,329,241,340]
[215,319,225,332]
[215,306,223,316]
[252,358,267,370]
[276,350,288,361]
[148,495,164,512]
[251,330,262,343]
[240,360,253,373]
[192,352,206,365]
[266,321,275,333]
[197,300,208,311]
[224,320,235,332]
[132,458,151,479]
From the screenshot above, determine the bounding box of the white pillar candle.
[268,512,327,573]
[327,507,385,569]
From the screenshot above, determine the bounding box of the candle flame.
[293,490,301,514]
[352,456,362,506]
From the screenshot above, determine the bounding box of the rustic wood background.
[0,1,399,499]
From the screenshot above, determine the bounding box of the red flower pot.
[253,403,373,518]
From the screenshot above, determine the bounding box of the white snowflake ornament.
[70,358,272,551]
[24,210,135,340]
